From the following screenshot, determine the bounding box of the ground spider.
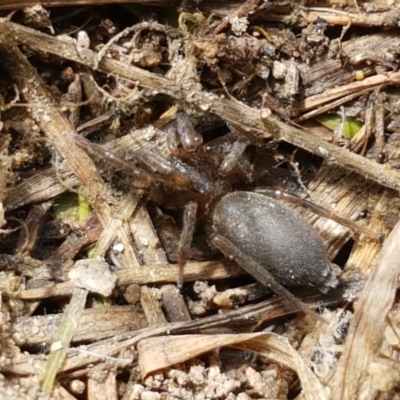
[74,109,380,321]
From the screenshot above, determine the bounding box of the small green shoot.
[315,114,363,139]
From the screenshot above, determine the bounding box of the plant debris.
[0,1,399,399]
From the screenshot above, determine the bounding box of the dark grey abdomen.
[212,192,334,287]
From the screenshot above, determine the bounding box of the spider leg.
[210,234,327,323]
[219,138,248,176]
[177,201,198,288]
[257,188,383,242]
[73,134,207,192]
[134,148,193,188]
[73,134,152,187]
[176,110,203,152]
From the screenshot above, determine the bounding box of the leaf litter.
[0,1,399,399]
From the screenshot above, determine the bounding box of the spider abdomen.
[212,191,341,291]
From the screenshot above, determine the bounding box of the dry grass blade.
[137,333,327,400]
[273,8,400,28]
[88,366,118,400]
[91,194,141,258]
[41,287,88,395]
[15,260,243,300]
[12,305,148,345]
[299,73,400,112]
[0,135,11,229]
[331,211,400,399]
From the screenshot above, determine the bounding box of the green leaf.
[54,192,91,223]
[315,114,362,139]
